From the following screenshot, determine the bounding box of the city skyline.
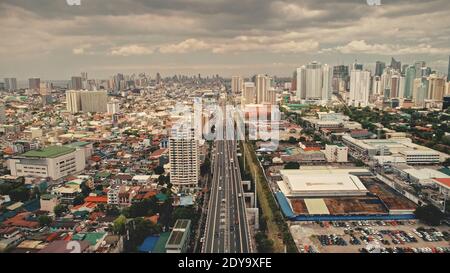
[1,0,450,79]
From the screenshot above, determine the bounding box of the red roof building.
[434,178,450,189]
[84,196,108,204]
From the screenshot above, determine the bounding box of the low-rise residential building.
[324,144,348,163]
[40,194,59,213]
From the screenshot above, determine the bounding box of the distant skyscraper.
[4,78,17,91]
[231,76,243,94]
[391,57,401,71]
[169,117,200,189]
[322,64,333,101]
[351,61,363,71]
[404,66,416,99]
[375,61,386,77]
[427,74,446,100]
[447,56,450,82]
[71,76,83,90]
[401,64,409,75]
[66,90,108,113]
[66,90,82,113]
[413,78,428,107]
[291,70,297,92]
[390,74,400,98]
[349,70,371,107]
[333,65,349,79]
[242,82,256,105]
[333,65,349,92]
[156,72,161,84]
[296,66,306,99]
[81,72,88,89]
[297,62,332,102]
[372,76,381,95]
[305,62,323,99]
[414,61,426,78]
[80,90,108,113]
[255,74,269,104]
[267,89,278,105]
[29,78,40,90]
[421,67,432,78]
[39,82,52,96]
[399,76,406,99]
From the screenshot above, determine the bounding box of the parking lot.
[290,220,450,253]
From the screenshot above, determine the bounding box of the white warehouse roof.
[278,168,369,198]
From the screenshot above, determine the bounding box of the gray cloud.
[0,0,449,79]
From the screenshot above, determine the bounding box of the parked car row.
[316,234,347,246]
[360,246,450,254]
[414,228,447,242]
[298,245,319,253]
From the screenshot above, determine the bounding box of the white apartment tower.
[66,90,82,113]
[306,62,322,99]
[80,91,108,113]
[169,118,200,190]
[349,70,371,107]
[427,74,446,100]
[4,78,17,91]
[255,74,269,104]
[231,76,243,94]
[296,62,332,103]
[66,90,108,113]
[325,144,348,163]
[296,66,306,99]
[322,64,332,101]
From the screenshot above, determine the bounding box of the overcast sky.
[1,0,450,80]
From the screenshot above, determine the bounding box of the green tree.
[154,165,165,175]
[73,194,85,206]
[200,157,211,176]
[127,218,162,250]
[158,175,170,185]
[123,197,158,218]
[9,186,30,202]
[37,215,53,227]
[106,205,120,216]
[287,137,298,144]
[54,204,68,217]
[255,232,274,253]
[80,182,92,196]
[171,207,196,225]
[113,215,127,235]
[414,205,444,226]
